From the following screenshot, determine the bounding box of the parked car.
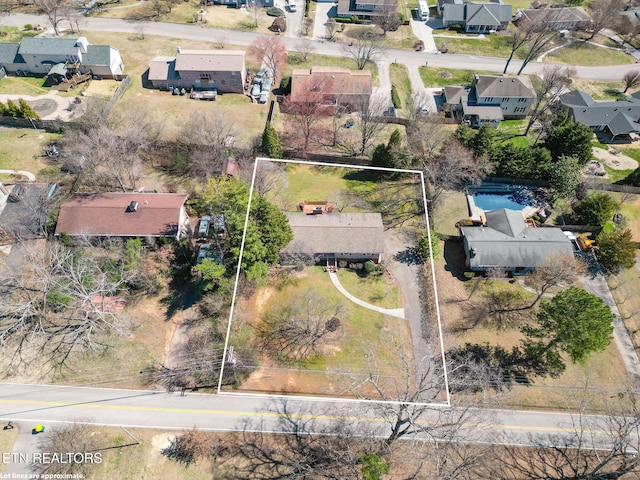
[253,68,267,84]
[198,215,211,238]
[251,83,261,97]
[197,243,211,263]
[261,77,272,92]
[259,91,269,104]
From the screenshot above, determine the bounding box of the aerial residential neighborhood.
[0,0,639,476]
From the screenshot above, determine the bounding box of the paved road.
[2,13,637,80]
[0,383,631,450]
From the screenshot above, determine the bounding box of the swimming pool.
[469,183,540,212]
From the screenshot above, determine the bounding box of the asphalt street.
[0,383,632,450]
[2,13,638,80]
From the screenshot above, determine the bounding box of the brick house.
[148,49,246,93]
[287,66,372,115]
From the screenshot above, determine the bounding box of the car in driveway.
[198,215,211,238]
[253,68,267,84]
[251,83,262,97]
[197,243,211,263]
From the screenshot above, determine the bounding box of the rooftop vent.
[127,201,138,212]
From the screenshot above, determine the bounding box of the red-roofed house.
[55,193,189,239]
[287,66,372,115]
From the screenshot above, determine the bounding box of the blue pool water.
[473,193,529,211]
[470,184,539,212]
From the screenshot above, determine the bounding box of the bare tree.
[36,421,102,476]
[149,0,164,17]
[524,65,576,137]
[325,18,338,40]
[489,390,640,479]
[35,0,70,36]
[133,20,146,40]
[586,0,626,40]
[176,111,238,180]
[236,399,367,479]
[623,69,640,93]
[295,40,316,62]
[302,16,313,36]
[514,11,562,75]
[0,242,132,372]
[372,4,403,36]
[353,93,388,156]
[408,119,491,215]
[252,158,288,199]
[250,35,287,83]
[246,0,262,27]
[255,290,344,362]
[344,27,383,70]
[502,24,531,74]
[280,76,330,156]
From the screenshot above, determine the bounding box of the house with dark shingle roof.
[459,208,574,274]
[0,36,123,78]
[281,212,384,264]
[55,193,189,240]
[441,0,512,33]
[559,89,640,142]
[337,0,397,19]
[444,74,535,127]
[147,49,246,93]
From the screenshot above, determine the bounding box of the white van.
[418,0,429,21]
[288,0,297,12]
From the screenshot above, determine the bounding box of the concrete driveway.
[312,2,336,40]
[409,18,440,53]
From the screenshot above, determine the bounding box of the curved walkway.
[328,270,405,319]
[0,170,36,182]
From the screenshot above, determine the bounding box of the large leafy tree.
[521,287,614,372]
[199,177,292,280]
[596,228,636,274]
[549,155,582,200]
[544,113,593,165]
[571,193,617,226]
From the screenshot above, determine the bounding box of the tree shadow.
[443,238,469,281]
[160,243,201,319]
[392,246,422,265]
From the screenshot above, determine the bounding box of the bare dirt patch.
[592,147,638,170]
[83,79,121,98]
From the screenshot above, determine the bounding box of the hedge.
[391,85,401,109]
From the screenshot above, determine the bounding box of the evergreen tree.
[6,99,20,118]
[545,113,593,165]
[261,123,283,159]
[18,98,40,120]
[596,228,636,274]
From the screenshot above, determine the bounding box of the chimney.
[127,201,138,212]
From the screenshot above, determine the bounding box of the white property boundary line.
[217,157,451,408]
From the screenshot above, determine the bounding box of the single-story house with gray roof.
[0,36,124,78]
[281,212,384,264]
[441,0,512,33]
[515,6,592,30]
[459,208,573,274]
[559,89,640,142]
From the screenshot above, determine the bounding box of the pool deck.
[467,194,540,223]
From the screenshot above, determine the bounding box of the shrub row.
[0,98,40,120]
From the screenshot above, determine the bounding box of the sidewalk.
[328,270,405,319]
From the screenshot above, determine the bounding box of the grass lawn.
[418,66,496,87]
[546,42,635,66]
[434,33,515,58]
[433,190,468,235]
[0,128,60,179]
[571,78,629,100]
[0,26,40,43]
[390,62,412,116]
[276,164,352,210]
[0,76,48,95]
[229,266,414,398]
[337,268,402,309]
[621,147,640,165]
[498,119,528,137]
[78,32,268,148]
[434,255,633,412]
